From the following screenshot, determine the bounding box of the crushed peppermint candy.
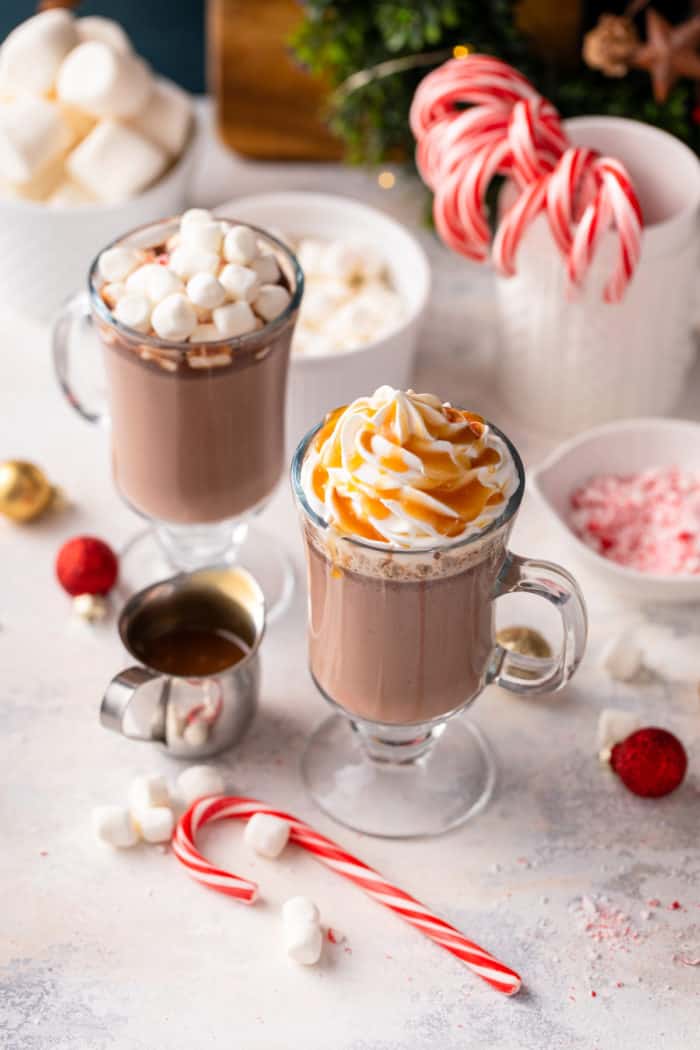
[569,468,700,574]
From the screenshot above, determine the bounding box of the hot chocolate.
[296,387,520,725]
[91,211,301,526]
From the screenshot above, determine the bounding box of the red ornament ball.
[56,535,118,596]
[610,728,687,798]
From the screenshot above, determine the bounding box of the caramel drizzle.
[310,400,507,542]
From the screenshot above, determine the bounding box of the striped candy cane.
[172,795,522,997]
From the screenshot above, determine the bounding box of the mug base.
[301,713,496,838]
[117,522,295,624]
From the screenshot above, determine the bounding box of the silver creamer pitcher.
[101,566,265,759]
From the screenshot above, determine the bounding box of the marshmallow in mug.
[97,211,293,348]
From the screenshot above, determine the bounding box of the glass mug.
[52,217,303,616]
[292,421,588,838]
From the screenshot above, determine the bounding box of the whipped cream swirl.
[301,386,518,549]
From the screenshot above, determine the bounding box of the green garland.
[290,0,699,162]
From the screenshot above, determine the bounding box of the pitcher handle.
[489,552,588,694]
[52,289,106,425]
[100,667,170,742]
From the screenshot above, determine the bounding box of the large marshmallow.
[98,245,142,284]
[187,273,226,312]
[57,42,152,120]
[48,179,96,208]
[254,284,291,322]
[284,921,323,966]
[128,773,170,813]
[0,98,71,184]
[213,301,257,338]
[93,805,139,848]
[130,77,192,158]
[135,806,175,844]
[600,629,642,682]
[0,10,78,96]
[282,896,320,926]
[223,225,258,266]
[220,263,259,302]
[67,121,166,202]
[597,708,642,756]
[176,765,225,806]
[244,813,290,859]
[0,158,64,203]
[114,293,152,334]
[76,16,132,55]
[151,293,197,342]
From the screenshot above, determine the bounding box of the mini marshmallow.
[597,708,642,757]
[101,282,125,307]
[0,98,72,183]
[180,219,223,254]
[57,42,152,120]
[213,301,257,338]
[300,282,349,328]
[219,263,259,302]
[250,253,281,286]
[126,263,162,295]
[146,266,184,304]
[98,245,142,284]
[284,922,323,966]
[169,245,220,279]
[296,238,326,277]
[152,293,197,342]
[76,16,132,55]
[92,805,139,848]
[244,813,290,859]
[67,121,166,203]
[135,806,175,844]
[0,10,78,96]
[282,896,320,926]
[114,293,151,333]
[181,208,213,229]
[223,225,258,266]
[129,77,192,158]
[189,323,221,344]
[600,630,643,682]
[254,284,291,322]
[176,764,225,806]
[187,273,226,311]
[322,240,365,282]
[128,773,170,813]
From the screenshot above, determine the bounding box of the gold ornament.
[497,626,553,659]
[72,594,108,623]
[583,15,640,77]
[633,9,700,103]
[0,460,54,522]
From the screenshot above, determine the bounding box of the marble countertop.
[2,109,699,1050]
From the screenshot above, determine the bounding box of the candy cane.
[173,795,522,996]
[411,54,642,300]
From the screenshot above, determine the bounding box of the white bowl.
[218,191,431,454]
[0,130,197,321]
[531,417,700,603]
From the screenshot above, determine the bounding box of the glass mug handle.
[489,552,587,694]
[52,290,106,425]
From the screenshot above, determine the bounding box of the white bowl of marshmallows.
[223,192,431,453]
[0,9,195,320]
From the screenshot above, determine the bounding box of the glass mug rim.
[87,214,305,354]
[291,414,526,556]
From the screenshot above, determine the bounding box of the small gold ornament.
[497,626,553,659]
[583,15,640,77]
[72,593,108,623]
[0,460,54,523]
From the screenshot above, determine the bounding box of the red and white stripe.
[172,795,522,996]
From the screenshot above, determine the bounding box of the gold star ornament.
[633,9,700,104]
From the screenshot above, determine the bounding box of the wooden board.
[208,0,344,161]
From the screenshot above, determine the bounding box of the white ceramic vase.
[496,117,700,436]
